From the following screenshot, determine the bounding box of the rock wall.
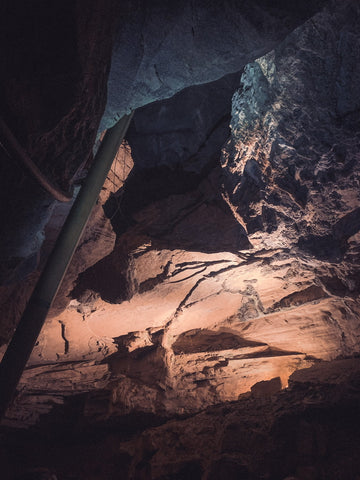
[101,0,328,130]
[2,0,359,435]
[1,1,360,479]
[0,0,327,277]
[0,0,121,280]
[2,359,360,480]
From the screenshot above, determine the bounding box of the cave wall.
[101,0,328,131]
[0,0,121,283]
[2,0,359,426]
[0,0,327,278]
[1,1,360,479]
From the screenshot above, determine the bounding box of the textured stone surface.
[221,1,360,259]
[101,0,328,131]
[0,142,132,344]
[116,358,360,480]
[0,0,121,279]
[0,0,327,281]
[2,358,360,480]
[1,2,360,479]
[2,1,360,432]
[126,71,240,172]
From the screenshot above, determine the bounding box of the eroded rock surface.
[1,3,360,480]
[2,359,360,480]
[3,0,360,434]
[111,358,360,480]
[0,0,121,278]
[0,0,327,281]
[102,0,328,130]
[0,142,133,346]
[222,0,360,261]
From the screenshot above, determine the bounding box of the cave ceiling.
[1,1,360,479]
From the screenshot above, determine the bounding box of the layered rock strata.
[2,1,360,434]
[2,359,360,480]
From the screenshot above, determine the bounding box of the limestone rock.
[221,0,360,258]
[2,8,360,480]
[3,1,360,432]
[101,0,328,131]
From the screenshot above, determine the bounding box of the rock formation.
[1,1,360,479]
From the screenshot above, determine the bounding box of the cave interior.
[1,1,360,479]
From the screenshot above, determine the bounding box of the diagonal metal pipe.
[0,112,134,419]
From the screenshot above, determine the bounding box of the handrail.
[0,112,134,419]
[0,117,73,202]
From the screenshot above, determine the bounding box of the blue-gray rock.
[101,0,328,131]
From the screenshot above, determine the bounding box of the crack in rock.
[59,320,69,355]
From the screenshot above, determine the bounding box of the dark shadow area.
[106,71,241,235]
[172,329,266,355]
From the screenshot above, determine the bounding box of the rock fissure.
[59,321,69,356]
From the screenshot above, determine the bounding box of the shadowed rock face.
[0,0,121,284]
[104,71,242,233]
[2,359,360,480]
[1,1,360,479]
[0,0,327,277]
